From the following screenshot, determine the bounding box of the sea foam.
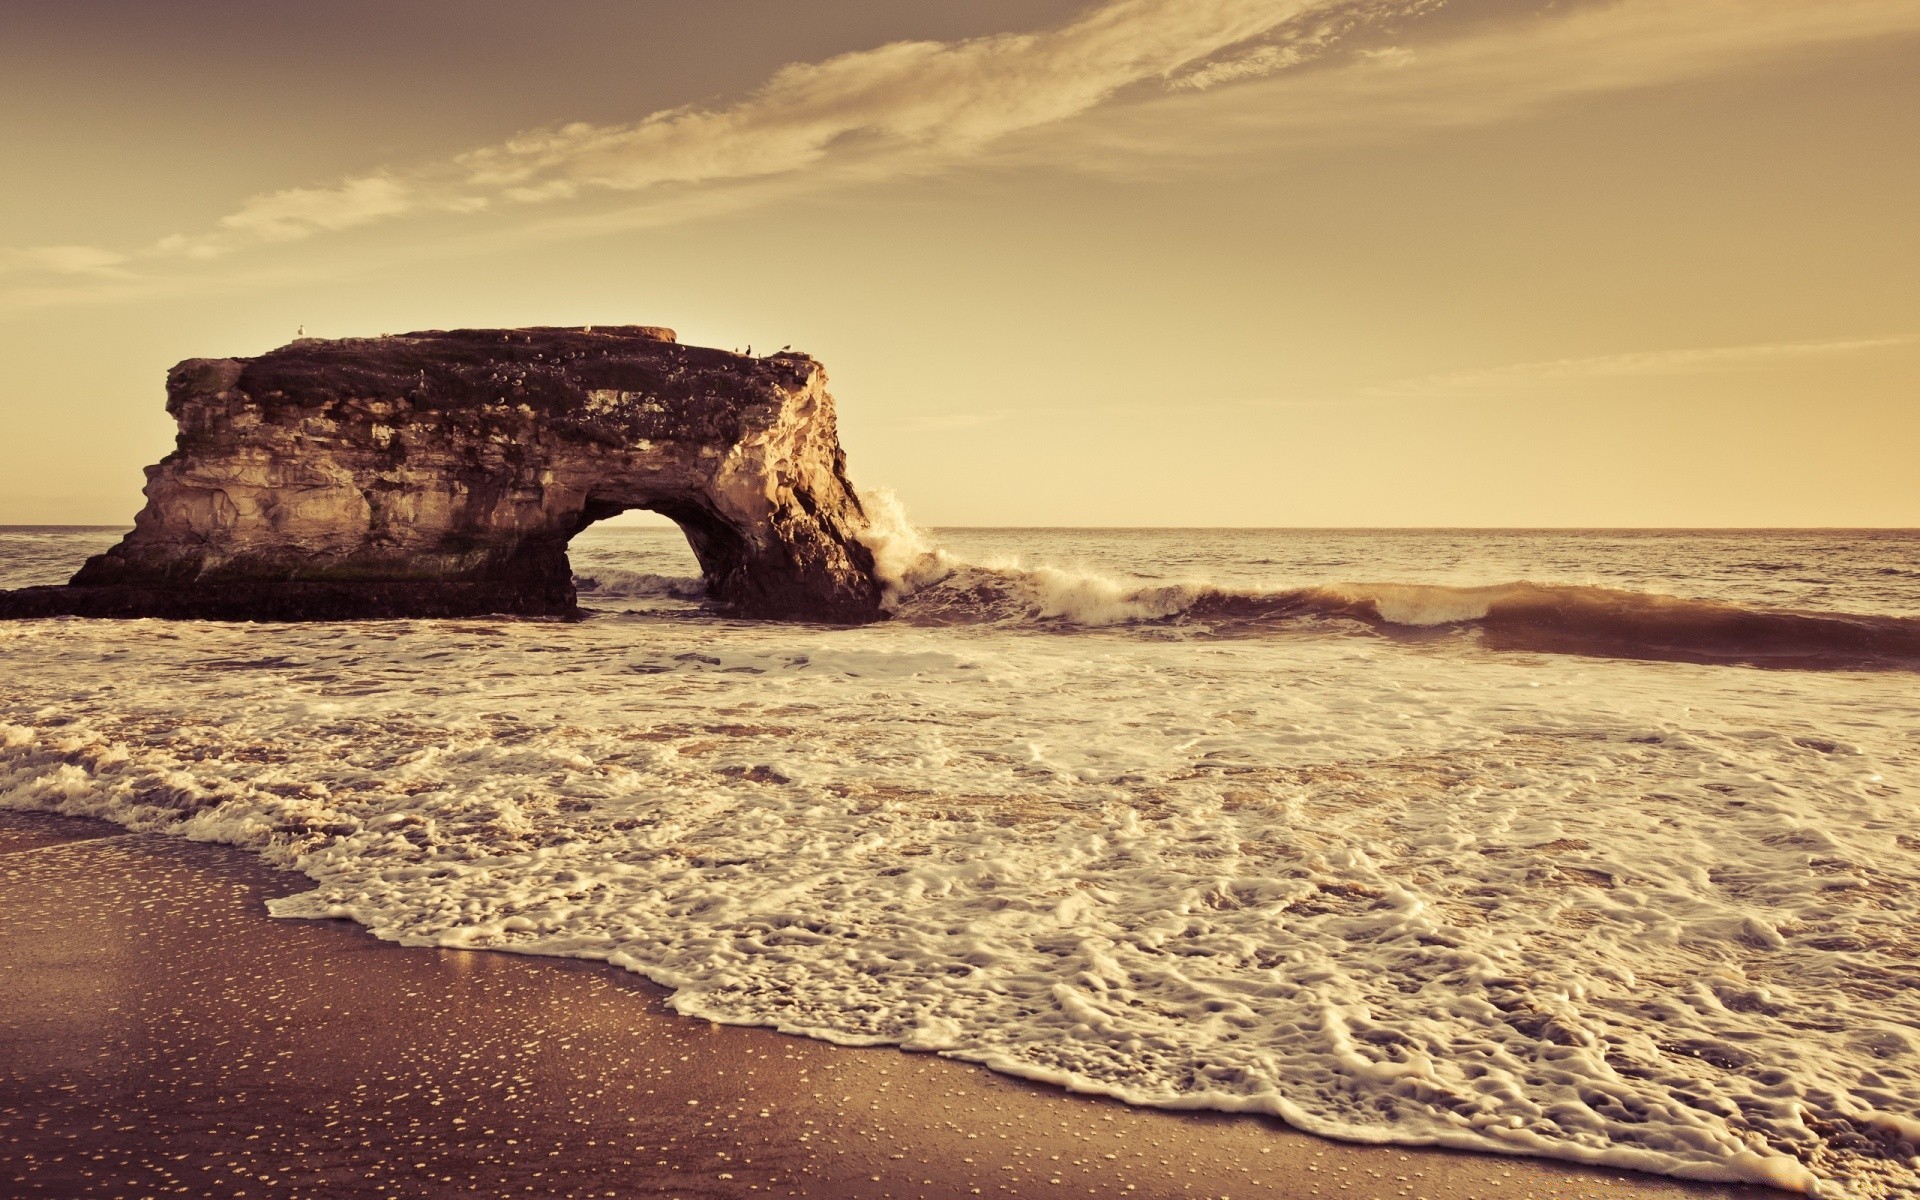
[3,521,1918,1197]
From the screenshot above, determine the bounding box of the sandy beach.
[1,810,1785,1200]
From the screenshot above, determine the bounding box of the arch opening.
[565,503,710,613]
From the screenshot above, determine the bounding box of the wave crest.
[855,494,1920,669]
[573,569,706,602]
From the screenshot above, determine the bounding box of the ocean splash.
[854,487,961,605]
[853,497,1920,670]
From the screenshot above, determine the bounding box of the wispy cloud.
[1048,0,1920,167]
[0,245,133,277]
[4,0,1916,298]
[3,0,1395,284]
[1367,333,1920,397]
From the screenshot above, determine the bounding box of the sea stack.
[0,326,884,622]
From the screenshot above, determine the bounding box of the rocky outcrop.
[0,326,884,622]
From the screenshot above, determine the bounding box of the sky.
[1,0,1915,527]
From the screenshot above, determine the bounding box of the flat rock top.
[291,324,677,349]
[173,326,823,426]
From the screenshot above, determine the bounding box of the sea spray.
[855,487,957,603]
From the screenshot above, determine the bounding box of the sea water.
[2,517,1917,1197]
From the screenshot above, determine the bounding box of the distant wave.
[573,568,707,602]
[855,492,1920,670]
[1224,581,1920,669]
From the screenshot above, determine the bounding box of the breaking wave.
[573,568,707,602]
[855,492,1920,670]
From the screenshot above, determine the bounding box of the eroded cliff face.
[11,326,883,622]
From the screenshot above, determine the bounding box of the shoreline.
[0,810,1786,1200]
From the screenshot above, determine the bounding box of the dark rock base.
[0,582,579,622]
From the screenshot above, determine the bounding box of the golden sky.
[1,0,1915,526]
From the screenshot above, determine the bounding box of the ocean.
[3,518,1916,1197]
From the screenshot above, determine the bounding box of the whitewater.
[2,516,1917,1197]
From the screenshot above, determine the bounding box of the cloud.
[0,245,132,277]
[0,0,1418,283]
[1168,43,1319,91]
[4,0,1916,292]
[213,174,428,240]
[1368,333,1920,397]
[1045,0,1920,166]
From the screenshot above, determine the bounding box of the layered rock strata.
[0,326,884,622]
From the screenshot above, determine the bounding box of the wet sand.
[0,811,1784,1200]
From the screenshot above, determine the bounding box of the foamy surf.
[850,496,1920,670]
[3,521,1917,1197]
[572,567,708,602]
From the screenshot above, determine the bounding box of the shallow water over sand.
[3,525,1916,1197]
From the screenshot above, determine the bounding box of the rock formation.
[0,326,884,622]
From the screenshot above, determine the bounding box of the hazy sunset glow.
[2,0,1915,525]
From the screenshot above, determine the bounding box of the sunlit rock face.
[16,326,883,622]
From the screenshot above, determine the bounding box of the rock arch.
[7,326,884,622]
